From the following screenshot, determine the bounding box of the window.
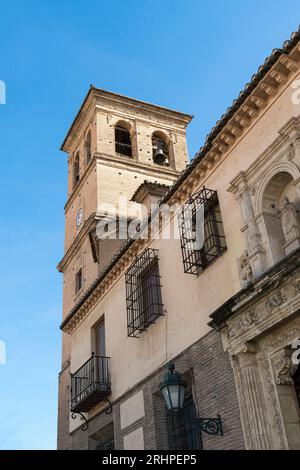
[125,248,164,337]
[178,187,226,275]
[75,267,83,294]
[167,388,203,450]
[95,319,106,356]
[93,318,108,385]
[152,132,169,166]
[73,152,80,189]
[115,124,132,157]
[85,130,92,165]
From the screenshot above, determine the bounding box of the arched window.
[261,171,300,264]
[85,130,92,165]
[152,132,169,166]
[73,152,80,189]
[115,123,132,157]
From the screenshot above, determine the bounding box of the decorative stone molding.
[286,144,295,161]
[274,352,297,385]
[224,275,300,354]
[228,115,300,277]
[266,292,284,311]
[237,250,253,288]
[216,255,300,449]
[228,311,257,340]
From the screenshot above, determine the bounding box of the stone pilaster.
[231,344,273,450]
[236,177,265,278]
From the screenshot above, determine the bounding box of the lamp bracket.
[71,412,89,432]
[196,415,223,436]
[71,399,112,432]
[104,398,113,415]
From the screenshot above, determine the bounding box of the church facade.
[57,29,300,450]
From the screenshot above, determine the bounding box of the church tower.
[57,86,192,449]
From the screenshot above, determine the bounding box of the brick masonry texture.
[70,329,245,450]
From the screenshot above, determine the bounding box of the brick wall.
[70,329,245,450]
[57,361,71,450]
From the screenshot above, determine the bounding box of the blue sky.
[0,0,300,450]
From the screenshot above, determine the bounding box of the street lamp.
[159,362,187,411]
[159,362,223,437]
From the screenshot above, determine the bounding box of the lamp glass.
[162,383,186,411]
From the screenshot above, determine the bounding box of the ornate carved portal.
[218,117,300,448]
[219,270,300,449]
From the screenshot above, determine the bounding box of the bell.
[154,147,167,165]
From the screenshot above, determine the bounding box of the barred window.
[125,248,164,337]
[178,187,226,275]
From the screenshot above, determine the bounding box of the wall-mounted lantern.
[159,362,223,437]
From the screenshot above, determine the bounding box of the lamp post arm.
[195,414,223,436]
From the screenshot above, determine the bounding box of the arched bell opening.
[152,132,170,167]
[115,121,132,158]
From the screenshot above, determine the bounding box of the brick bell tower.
[56,86,192,449]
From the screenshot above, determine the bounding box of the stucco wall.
[69,71,300,432]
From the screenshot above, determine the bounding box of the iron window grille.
[125,248,164,337]
[115,126,132,157]
[178,187,226,275]
[167,389,203,450]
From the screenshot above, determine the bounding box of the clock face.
[76,208,83,227]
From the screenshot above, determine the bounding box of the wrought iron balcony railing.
[71,354,111,413]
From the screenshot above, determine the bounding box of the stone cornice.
[64,152,179,213]
[64,155,95,212]
[167,66,300,207]
[228,116,300,197]
[94,152,180,179]
[208,247,300,331]
[61,91,96,153]
[57,213,100,273]
[131,181,170,203]
[61,30,300,334]
[95,104,191,132]
[159,33,300,208]
[223,270,300,356]
[61,237,148,333]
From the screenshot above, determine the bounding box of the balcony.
[71,354,111,413]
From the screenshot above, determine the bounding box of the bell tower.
[57,86,192,449]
